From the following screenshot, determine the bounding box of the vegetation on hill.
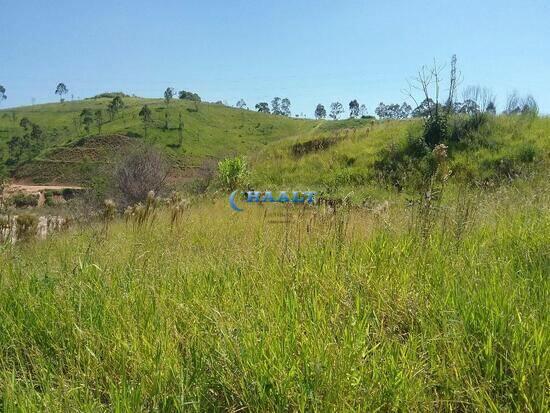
[247,114,549,202]
[0,97,319,183]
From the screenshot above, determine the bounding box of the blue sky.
[1,0,549,115]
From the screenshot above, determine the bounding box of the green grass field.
[0,173,548,411]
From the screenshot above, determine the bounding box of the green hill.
[1,98,549,202]
[0,97,319,184]
[248,115,550,201]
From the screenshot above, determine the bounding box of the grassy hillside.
[0,97,319,183]
[248,115,550,201]
[0,173,547,411]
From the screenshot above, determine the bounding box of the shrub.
[15,213,38,240]
[516,143,537,163]
[126,131,143,139]
[291,136,338,157]
[373,135,435,191]
[115,145,168,206]
[44,191,55,207]
[217,157,249,191]
[62,188,76,200]
[449,113,489,143]
[423,112,448,147]
[11,193,38,208]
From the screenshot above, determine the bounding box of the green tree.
[271,97,282,115]
[314,104,326,119]
[55,83,68,102]
[178,90,201,101]
[349,100,359,118]
[139,105,153,138]
[164,87,174,105]
[107,96,124,120]
[281,98,291,116]
[255,102,270,113]
[236,99,247,109]
[80,109,94,134]
[0,85,6,105]
[329,102,344,120]
[94,109,104,134]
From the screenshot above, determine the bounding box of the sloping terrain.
[248,115,550,201]
[0,97,319,184]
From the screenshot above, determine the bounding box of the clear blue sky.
[2,0,549,115]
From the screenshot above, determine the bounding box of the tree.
[164,87,175,105]
[80,108,94,134]
[19,117,32,131]
[457,99,480,115]
[138,105,153,138]
[376,102,412,120]
[271,97,282,115]
[94,109,104,134]
[503,92,538,116]
[400,102,412,118]
[107,96,124,120]
[349,100,360,118]
[115,145,168,206]
[55,83,68,102]
[329,102,344,120]
[359,104,368,117]
[236,99,247,110]
[314,104,326,119]
[411,98,436,118]
[281,98,291,116]
[0,85,6,105]
[178,90,201,102]
[486,101,496,115]
[7,123,44,167]
[255,102,270,113]
[462,85,495,114]
[404,57,462,147]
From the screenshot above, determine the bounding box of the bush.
[449,113,490,143]
[423,112,448,147]
[291,136,338,157]
[217,157,249,191]
[45,191,55,207]
[11,193,38,208]
[62,188,76,200]
[115,145,169,206]
[15,213,38,240]
[516,143,537,163]
[373,135,435,191]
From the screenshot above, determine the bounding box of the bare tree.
[504,91,538,115]
[404,56,461,146]
[115,145,169,206]
[462,86,496,113]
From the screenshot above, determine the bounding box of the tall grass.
[0,178,548,411]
